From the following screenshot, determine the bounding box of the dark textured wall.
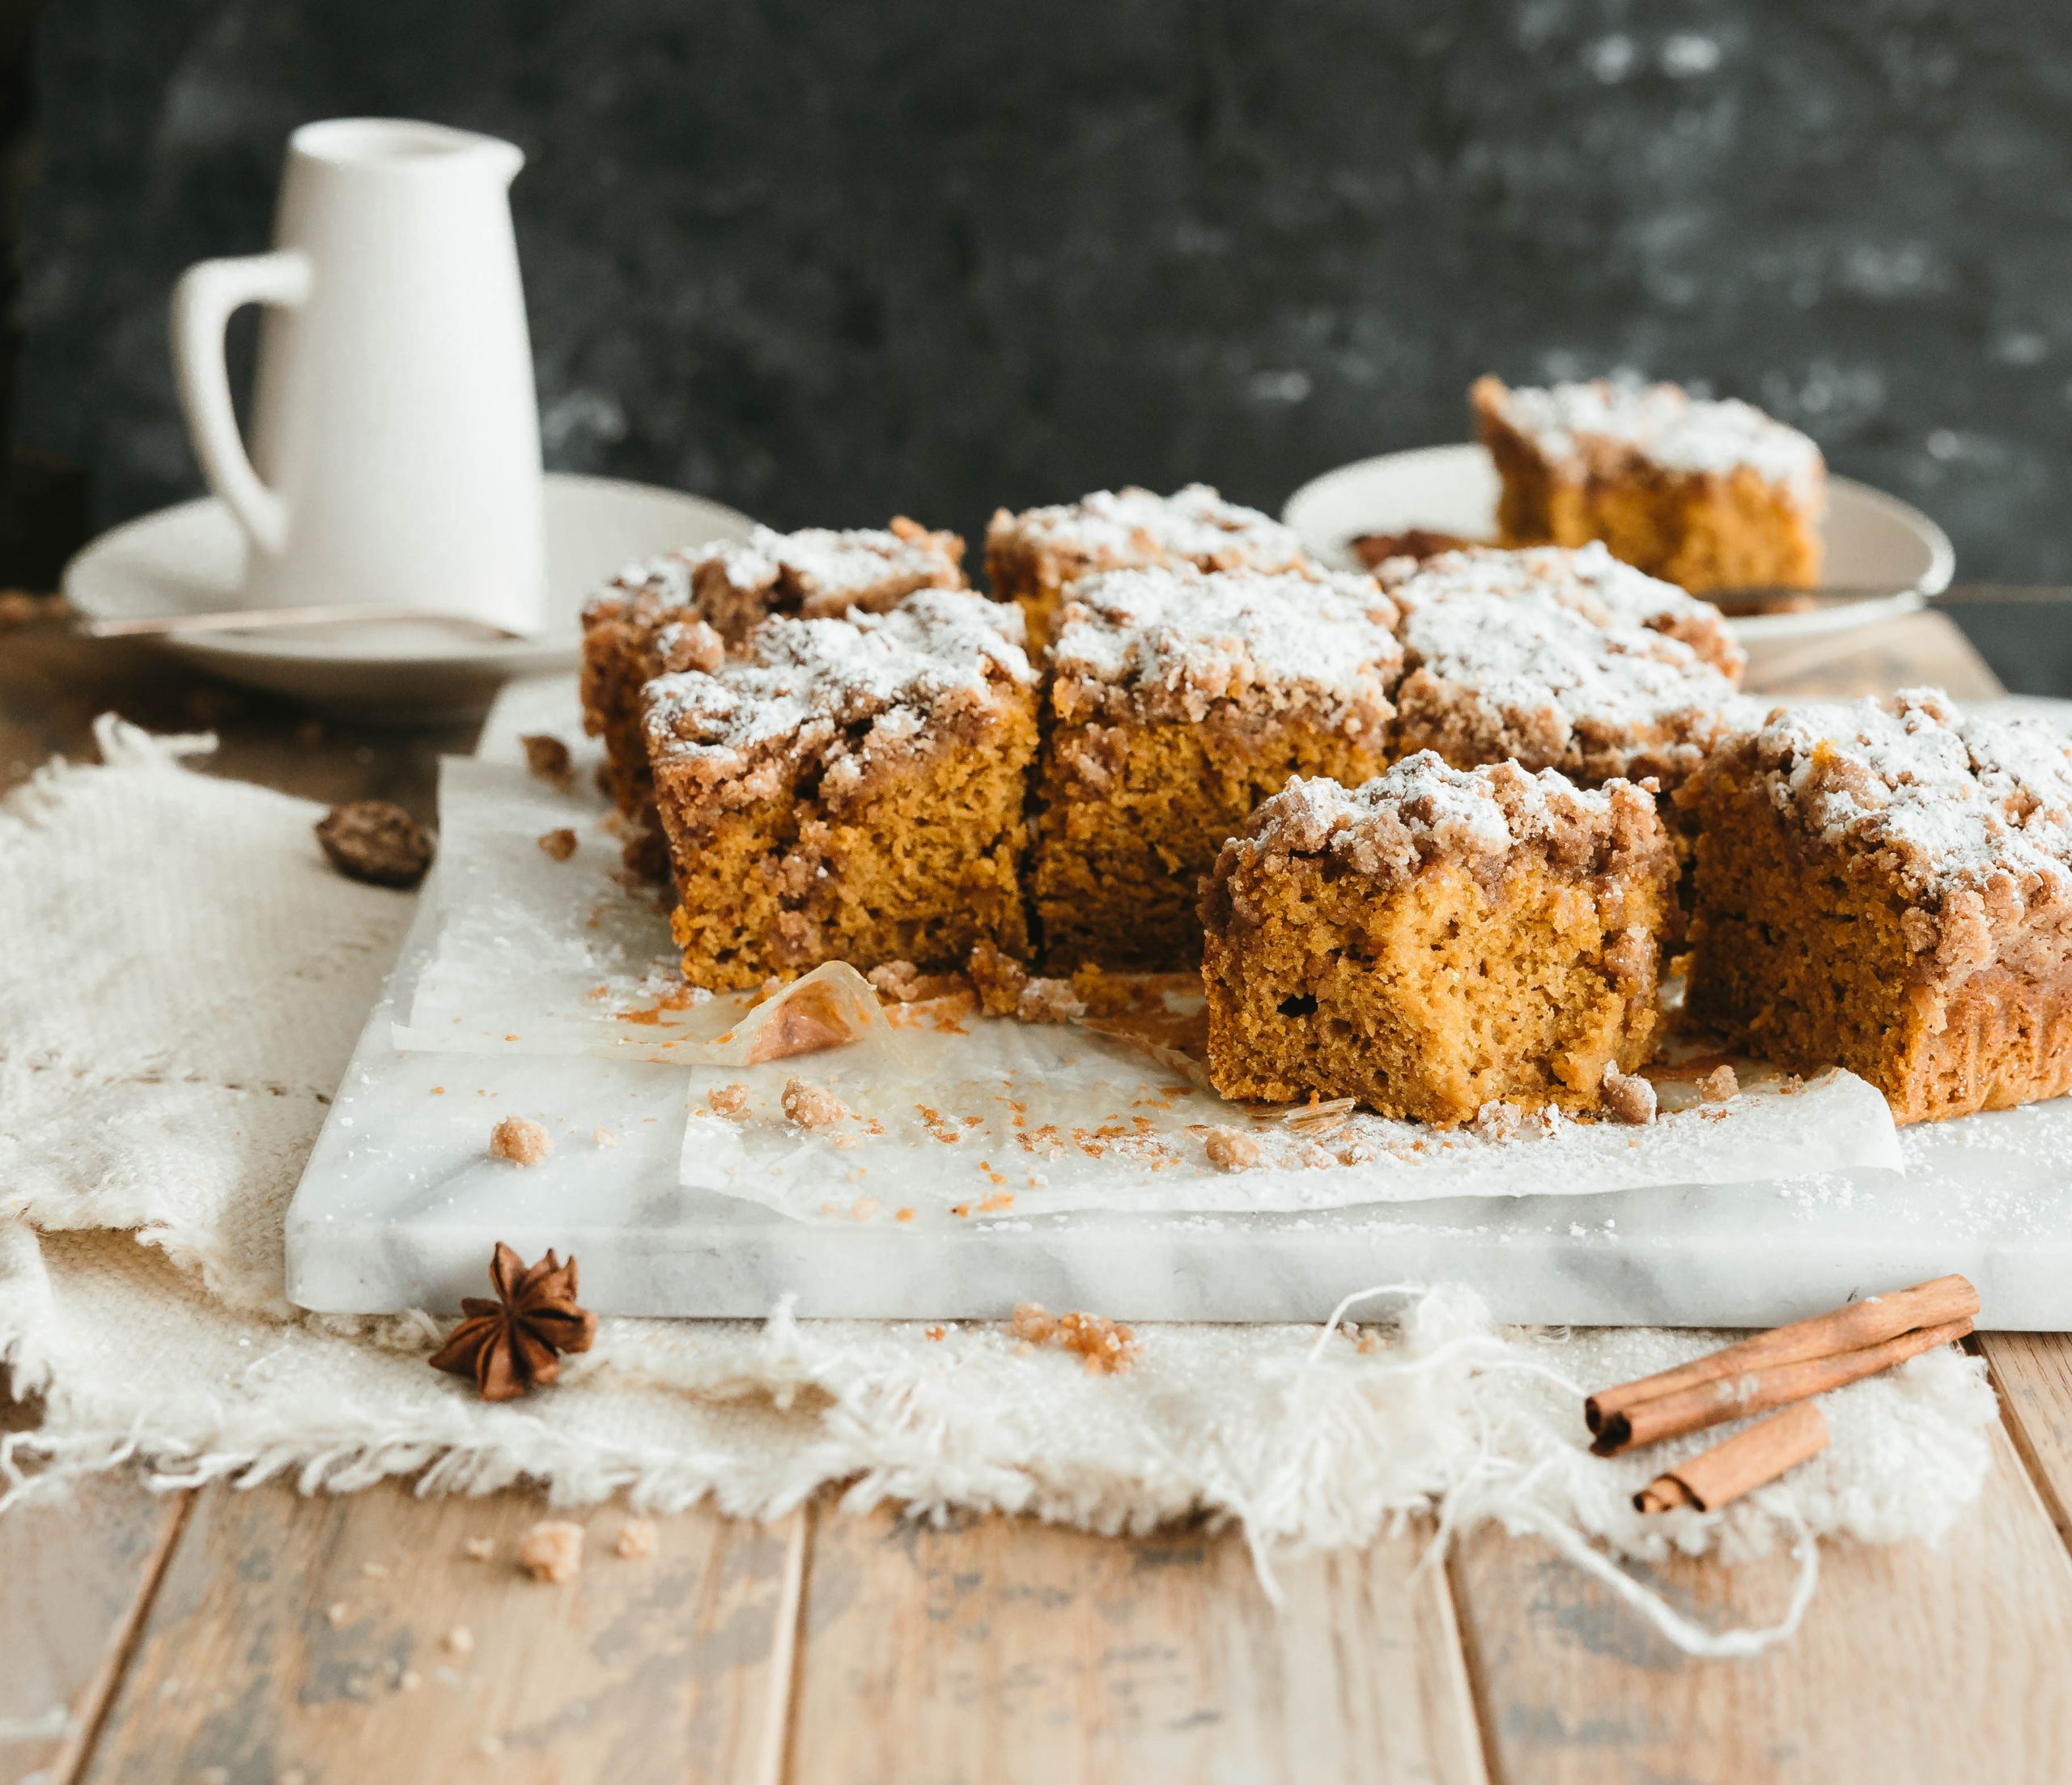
[15,0,2072,580]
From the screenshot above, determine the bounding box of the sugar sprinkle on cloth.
[0,716,1998,1657]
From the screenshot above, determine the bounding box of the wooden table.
[5,614,2072,1785]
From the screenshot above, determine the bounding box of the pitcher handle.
[170,250,312,556]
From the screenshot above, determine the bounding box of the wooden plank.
[788,1504,1487,1785]
[1980,1332,2072,1547]
[1447,1422,2072,1785]
[0,1394,189,1785]
[1739,609,2003,701]
[74,1479,800,1785]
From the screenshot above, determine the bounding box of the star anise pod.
[429,1243,598,1401]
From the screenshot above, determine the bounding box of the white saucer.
[1280,444,1955,642]
[63,473,758,717]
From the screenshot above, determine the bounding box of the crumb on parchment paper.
[707,1082,751,1119]
[615,1519,658,1561]
[489,1116,552,1165]
[1599,1063,1658,1125]
[518,1519,584,1583]
[1698,1064,1739,1103]
[781,1077,854,1129]
[1011,1303,1139,1374]
[538,827,577,861]
[1204,1127,1262,1171]
[520,733,574,788]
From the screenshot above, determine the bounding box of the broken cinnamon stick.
[1595,1315,1972,1456]
[1633,1401,1831,1514]
[1586,1274,1978,1453]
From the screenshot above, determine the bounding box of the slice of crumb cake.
[581,518,966,842]
[985,484,1310,640]
[643,589,1038,989]
[1382,544,1743,796]
[1030,563,1404,971]
[1679,689,2072,1124]
[1200,755,1678,1125]
[1472,375,1824,595]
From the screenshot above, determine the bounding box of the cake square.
[643,590,1038,988]
[985,483,1310,640]
[581,518,966,832]
[1473,375,1824,596]
[1201,755,1678,1124]
[1678,689,2072,1124]
[1382,543,1743,795]
[1030,564,1404,971]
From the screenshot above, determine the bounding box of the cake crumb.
[1470,1100,1525,1143]
[868,959,928,1002]
[398,1669,422,1693]
[782,1077,853,1129]
[1010,1302,1139,1374]
[1067,963,1137,1018]
[707,1082,752,1119]
[461,1537,495,1562]
[490,1116,553,1165]
[315,800,434,889]
[1016,976,1086,1024]
[444,1624,476,1655]
[593,1124,618,1147]
[965,940,1029,1017]
[1204,1126,1263,1171]
[924,1323,947,1341]
[1599,1064,1658,1126]
[521,733,575,788]
[614,1519,658,1561]
[518,1519,584,1583]
[538,827,578,861]
[325,1601,349,1628]
[1698,1064,1739,1104]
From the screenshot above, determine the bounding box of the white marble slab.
[283,676,2072,1328]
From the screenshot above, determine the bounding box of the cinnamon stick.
[1586,1275,1978,1452]
[1633,1401,1830,1514]
[1595,1315,1972,1456]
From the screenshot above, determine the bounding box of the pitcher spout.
[289,118,524,185]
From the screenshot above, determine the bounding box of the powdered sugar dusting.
[991,484,1306,574]
[1485,376,1824,495]
[1382,542,1743,681]
[643,589,1034,773]
[1227,753,1659,894]
[1735,688,2072,906]
[1050,564,1403,724]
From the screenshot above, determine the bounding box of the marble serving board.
[282,679,2072,1329]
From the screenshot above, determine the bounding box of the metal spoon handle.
[79,602,530,641]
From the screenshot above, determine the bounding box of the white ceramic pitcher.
[171,118,546,632]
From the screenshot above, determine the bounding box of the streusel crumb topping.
[986,483,1305,578]
[642,590,1033,806]
[1212,753,1667,903]
[1380,541,1743,681]
[1479,376,1823,497]
[1049,564,1403,730]
[1713,689,2072,912]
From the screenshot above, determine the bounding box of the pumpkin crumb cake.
[1030,563,1405,971]
[1472,375,1824,596]
[581,518,966,842]
[1382,542,1743,795]
[1678,689,2072,1124]
[642,589,1038,989]
[1200,754,1678,1124]
[985,483,1309,640]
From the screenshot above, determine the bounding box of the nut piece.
[614,1519,658,1561]
[781,1077,852,1130]
[537,827,578,861]
[315,801,434,889]
[1599,1064,1658,1126]
[520,733,574,788]
[1697,1063,1739,1104]
[1204,1126,1263,1172]
[517,1519,584,1584]
[707,1082,751,1120]
[489,1116,553,1166]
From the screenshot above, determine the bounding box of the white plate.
[62,472,758,717]
[1281,444,1955,643]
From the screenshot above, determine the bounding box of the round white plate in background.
[64,472,758,717]
[1281,444,1955,642]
